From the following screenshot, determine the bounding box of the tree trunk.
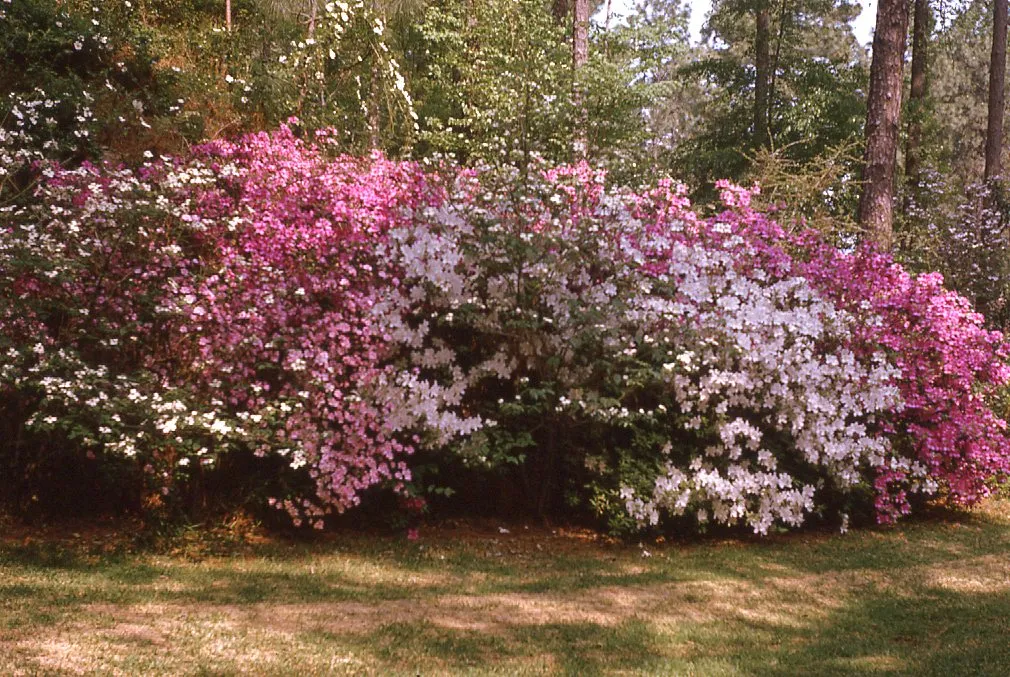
[766,0,789,140]
[552,0,571,24]
[904,0,929,199]
[986,0,1008,180]
[572,0,590,159]
[858,0,910,250]
[573,0,588,69]
[754,3,772,148]
[225,0,232,31]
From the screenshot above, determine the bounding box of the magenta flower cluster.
[803,245,1010,521]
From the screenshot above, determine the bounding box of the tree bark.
[766,0,789,140]
[572,0,589,159]
[225,0,232,31]
[754,3,772,148]
[552,0,571,25]
[573,0,588,69]
[904,0,929,198]
[986,0,1008,180]
[858,0,910,250]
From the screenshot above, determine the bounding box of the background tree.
[904,0,932,201]
[413,0,575,166]
[858,0,909,248]
[925,1,993,184]
[675,0,865,193]
[592,0,695,179]
[986,0,1008,179]
[754,0,772,147]
[893,1,1010,327]
[573,0,590,157]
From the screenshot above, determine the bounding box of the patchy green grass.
[4,502,1010,675]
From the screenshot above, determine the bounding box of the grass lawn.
[3,502,1010,675]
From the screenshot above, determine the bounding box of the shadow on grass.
[747,586,1010,676]
[320,586,1010,676]
[4,505,1010,600]
[2,503,1010,675]
[349,618,664,676]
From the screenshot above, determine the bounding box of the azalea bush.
[3,125,1010,534]
[1,125,439,524]
[163,127,439,525]
[803,242,1010,520]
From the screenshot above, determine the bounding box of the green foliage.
[1,0,874,202]
[928,0,992,185]
[586,0,695,182]
[414,0,576,165]
[673,0,867,197]
[270,0,421,152]
[0,0,169,195]
[411,0,686,181]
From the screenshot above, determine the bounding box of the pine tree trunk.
[572,0,589,159]
[225,0,232,31]
[986,0,1008,180]
[754,3,772,148]
[858,0,910,250]
[767,0,789,139]
[904,0,929,199]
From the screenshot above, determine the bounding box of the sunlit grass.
[4,501,1010,674]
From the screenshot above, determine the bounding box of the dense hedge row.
[3,126,1010,534]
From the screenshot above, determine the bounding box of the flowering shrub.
[1,126,435,523]
[0,159,223,513]
[375,167,892,533]
[669,185,1010,523]
[619,240,903,534]
[3,126,1010,534]
[802,245,1010,520]
[164,127,440,524]
[373,162,644,516]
